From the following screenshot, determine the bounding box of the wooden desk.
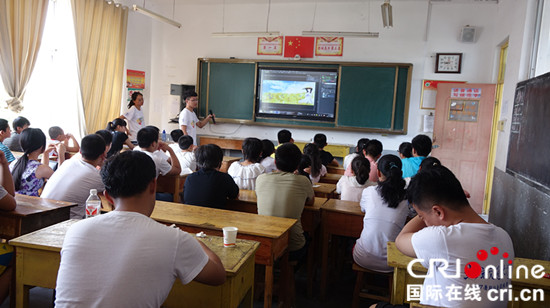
[9,220,260,308]
[221,156,241,173]
[0,195,77,240]
[200,136,243,150]
[150,201,296,308]
[326,166,345,175]
[319,173,342,185]
[319,199,363,299]
[387,242,550,307]
[313,182,337,198]
[156,174,189,203]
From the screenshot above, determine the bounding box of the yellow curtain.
[71,0,128,134]
[0,0,49,113]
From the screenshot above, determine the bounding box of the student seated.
[271,129,293,158]
[135,126,181,177]
[94,130,112,155]
[259,139,276,173]
[54,151,225,307]
[174,135,196,175]
[48,126,80,155]
[353,155,408,272]
[313,133,339,167]
[302,143,327,183]
[228,137,266,190]
[0,119,15,164]
[381,165,514,308]
[256,143,315,261]
[401,134,432,178]
[397,142,412,159]
[169,129,185,153]
[41,134,107,219]
[343,138,369,170]
[183,144,238,209]
[10,128,61,196]
[345,139,382,182]
[105,118,134,157]
[336,156,375,202]
[0,151,15,304]
[4,116,30,152]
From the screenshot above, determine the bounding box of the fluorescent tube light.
[132,5,181,28]
[381,0,393,28]
[301,31,379,38]
[211,31,281,37]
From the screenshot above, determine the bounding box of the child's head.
[411,134,432,157]
[275,143,302,172]
[82,134,107,161]
[313,133,327,148]
[106,118,126,132]
[101,151,156,199]
[48,126,65,141]
[170,129,184,142]
[355,138,370,154]
[407,165,469,224]
[94,130,112,148]
[419,157,441,171]
[277,129,292,144]
[195,144,223,170]
[351,156,370,185]
[398,142,413,158]
[303,143,322,178]
[365,139,383,159]
[12,116,30,133]
[376,154,406,208]
[0,119,11,141]
[260,139,275,160]
[127,91,143,109]
[242,137,263,163]
[137,127,158,149]
[297,154,312,180]
[20,128,46,154]
[178,135,193,150]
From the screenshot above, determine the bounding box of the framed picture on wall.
[420,79,467,109]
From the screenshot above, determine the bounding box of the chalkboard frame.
[196,58,412,134]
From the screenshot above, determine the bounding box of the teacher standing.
[119,92,145,143]
[179,91,213,146]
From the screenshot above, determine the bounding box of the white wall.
[122,0,500,151]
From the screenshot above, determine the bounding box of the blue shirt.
[401,156,425,178]
[0,142,15,163]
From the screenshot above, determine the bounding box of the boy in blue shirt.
[401,134,432,178]
[0,119,15,163]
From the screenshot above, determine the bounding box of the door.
[432,83,496,213]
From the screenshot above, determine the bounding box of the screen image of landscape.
[256,67,338,122]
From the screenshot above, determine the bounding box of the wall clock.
[435,53,462,73]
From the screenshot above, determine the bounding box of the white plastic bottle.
[85,189,101,218]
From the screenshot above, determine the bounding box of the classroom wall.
[120,0,499,151]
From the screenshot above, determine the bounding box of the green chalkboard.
[197,59,411,133]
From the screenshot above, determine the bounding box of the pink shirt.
[344,155,379,182]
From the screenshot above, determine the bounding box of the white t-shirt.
[138,149,172,177]
[41,157,105,219]
[336,175,375,202]
[179,108,199,145]
[176,150,196,175]
[228,162,265,190]
[353,186,408,272]
[260,157,276,173]
[310,164,327,184]
[411,223,514,308]
[55,211,209,307]
[343,153,359,170]
[123,106,145,142]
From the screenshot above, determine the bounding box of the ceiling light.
[132,5,181,28]
[381,0,393,28]
[211,31,281,37]
[301,31,379,38]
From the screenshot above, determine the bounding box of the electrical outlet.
[497,119,506,131]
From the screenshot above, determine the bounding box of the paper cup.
[223,226,238,247]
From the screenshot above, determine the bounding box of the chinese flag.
[284,36,314,58]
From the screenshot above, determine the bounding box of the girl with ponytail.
[336,156,375,202]
[119,91,145,143]
[353,154,409,272]
[302,143,326,183]
[10,128,60,196]
[105,118,134,157]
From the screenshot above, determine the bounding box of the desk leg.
[264,265,273,308]
[14,283,29,308]
[391,268,406,305]
[320,228,330,300]
[306,237,316,298]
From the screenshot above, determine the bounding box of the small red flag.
[284,36,315,58]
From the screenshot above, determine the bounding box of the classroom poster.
[448,99,479,122]
[283,36,314,58]
[451,87,482,99]
[315,37,344,56]
[126,70,145,89]
[257,37,283,55]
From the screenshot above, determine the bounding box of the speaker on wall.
[460,26,477,43]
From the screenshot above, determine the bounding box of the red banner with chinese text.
[257,37,283,55]
[315,37,343,56]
